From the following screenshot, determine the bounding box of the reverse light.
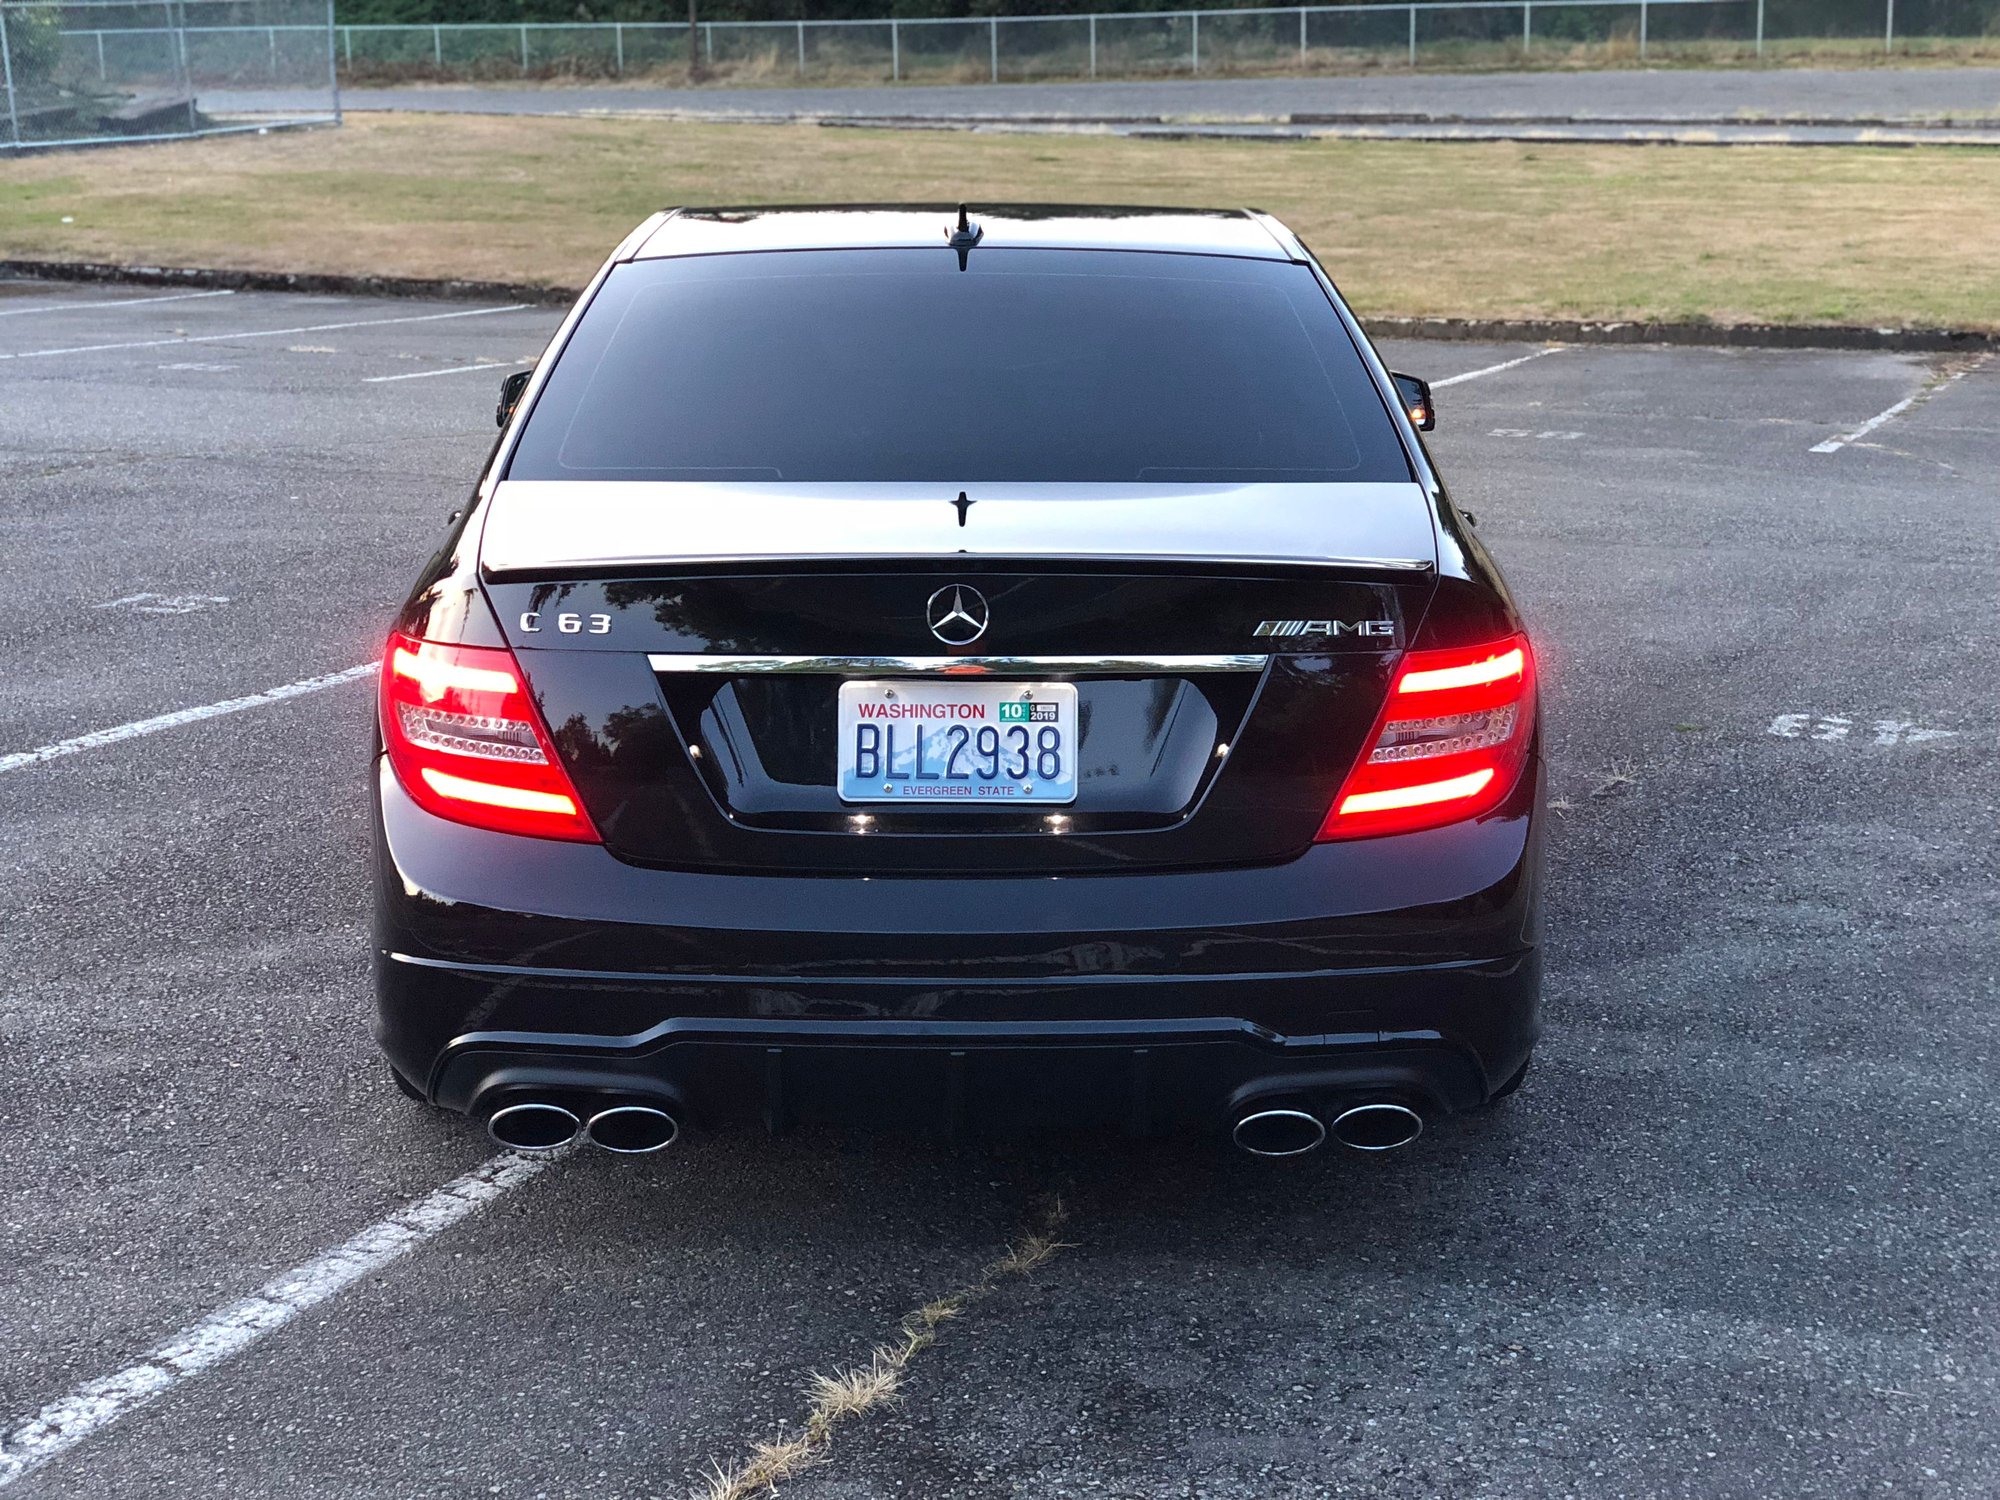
[1317,634,1535,841]
[379,632,598,842]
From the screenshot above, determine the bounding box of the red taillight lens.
[379,632,598,843]
[1317,634,1536,841]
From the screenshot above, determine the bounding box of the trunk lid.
[480,480,1437,875]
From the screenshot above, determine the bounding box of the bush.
[4,6,67,88]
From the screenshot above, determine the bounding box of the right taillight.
[379,632,598,843]
[1317,633,1536,841]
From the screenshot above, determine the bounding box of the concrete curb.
[1365,315,1998,354]
[5,258,1994,353]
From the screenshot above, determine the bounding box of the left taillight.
[379,632,599,843]
[1317,633,1536,842]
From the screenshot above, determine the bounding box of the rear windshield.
[508,248,1410,485]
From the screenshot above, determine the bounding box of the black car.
[374,205,1542,1159]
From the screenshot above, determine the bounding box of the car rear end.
[371,208,1543,1155]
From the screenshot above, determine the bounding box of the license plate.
[836,680,1079,805]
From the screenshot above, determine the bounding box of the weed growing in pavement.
[694,1198,1071,1500]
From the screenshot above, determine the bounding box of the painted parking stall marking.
[0,663,376,775]
[1768,713,1958,746]
[95,592,231,615]
[0,303,533,363]
[0,289,236,318]
[0,1152,554,1489]
[1810,360,1985,453]
[1431,346,1564,387]
[364,356,533,384]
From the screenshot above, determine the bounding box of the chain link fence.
[19,0,1998,118]
[3,0,337,150]
[303,0,2000,86]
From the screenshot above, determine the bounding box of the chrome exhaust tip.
[1328,1102,1424,1152]
[1231,1108,1328,1158]
[487,1101,581,1153]
[584,1104,680,1155]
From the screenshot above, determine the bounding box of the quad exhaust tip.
[488,1100,682,1154]
[487,1101,581,1153]
[584,1104,680,1154]
[1328,1102,1424,1152]
[1232,1101,1426,1157]
[1232,1108,1328,1158]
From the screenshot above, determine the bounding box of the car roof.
[628,205,1300,262]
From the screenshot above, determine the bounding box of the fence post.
[1638,0,1646,58]
[1408,5,1417,66]
[1190,11,1199,71]
[704,22,711,64]
[432,24,440,66]
[891,18,898,80]
[519,24,528,74]
[614,22,623,74]
[1884,0,1894,52]
[1299,7,1307,63]
[173,0,197,134]
[0,14,19,149]
[1522,2,1531,50]
[343,26,351,69]
[326,0,342,120]
[796,19,804,75]
[1755,0,1764,56]
[98,29,108,79]
[989,17,997,82]
[1088,14,1096,77]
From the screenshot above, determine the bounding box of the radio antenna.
[946,204,983,271]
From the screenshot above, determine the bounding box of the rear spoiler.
[478,480,1439,579]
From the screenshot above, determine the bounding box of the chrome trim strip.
[645,652,1270,675]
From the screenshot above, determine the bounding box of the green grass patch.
[6,114,1998,330]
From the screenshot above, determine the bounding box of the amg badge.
[1253,619,1396,639]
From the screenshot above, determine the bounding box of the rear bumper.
[373,757,1543,1132]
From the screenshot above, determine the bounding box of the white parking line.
[364,357,530,384]
[1810,393,1924,454]
[1432,347,1563,388]
[0,304,532,363]
[1768,712,1957,746]
[94,592,232,615]
[1816,362,1984,456]
[1810,364,1980,454]
[0,1152,552,1488]
[0,289,236,318]
[0,663,376,775]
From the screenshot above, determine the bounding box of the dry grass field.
[6,113,1998,329]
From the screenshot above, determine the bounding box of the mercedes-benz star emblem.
[926,585,989,646]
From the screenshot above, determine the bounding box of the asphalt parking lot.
[1,279,1994,1498]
